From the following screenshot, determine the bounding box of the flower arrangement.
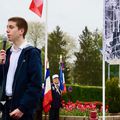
[60,100,108,117]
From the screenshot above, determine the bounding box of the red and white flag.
[29,0,43,17]
[43,68,52,112]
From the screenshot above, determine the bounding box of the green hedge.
[106,77,120,113]
[62,84,102,102]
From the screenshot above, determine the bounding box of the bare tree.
[26,22,45,48]
[63,33,79,63]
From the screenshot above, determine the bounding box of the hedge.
[106,77,120,113]
[62,84,102,102]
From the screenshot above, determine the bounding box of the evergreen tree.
[48,26,69,82]
[73,27,102,86]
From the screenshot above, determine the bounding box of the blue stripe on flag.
[59,66,64,90]
[44,68,50,94]
[45,68,50,79]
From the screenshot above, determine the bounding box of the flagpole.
[44,0,48,76]
[102,44,105,120]
[103,0,105,119]
[108,63,110,80]
[44,1,51,119]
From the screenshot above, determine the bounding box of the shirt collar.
[10,41,30,52]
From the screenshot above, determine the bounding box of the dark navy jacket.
[0,46,42,114]
[51,83,61,109]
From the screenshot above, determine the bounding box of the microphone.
[0,36,7,64]
[2,36,7,50]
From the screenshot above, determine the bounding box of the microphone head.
[2,36,7,42]
[2,36,7,50]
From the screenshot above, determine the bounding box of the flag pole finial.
[60,55,62,63]
[46,59,49,69]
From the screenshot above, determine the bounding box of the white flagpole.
[44,3,48,120]
[44,0,48,76]
[102,43,105,120]
[103,0,105,119]
[119,64,120,86]
[108,63,110,80]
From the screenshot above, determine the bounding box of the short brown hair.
[8,17,28,38]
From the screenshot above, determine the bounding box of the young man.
[49,74,61,120]
[0,17,42,120]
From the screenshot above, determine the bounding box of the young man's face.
[53,77,59,84]
[6,21,23,42]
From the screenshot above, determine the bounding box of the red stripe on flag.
[63,84,67,93]
[29,0,43,17]
[43,90,52,112]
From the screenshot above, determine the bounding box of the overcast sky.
[0,0,103,39]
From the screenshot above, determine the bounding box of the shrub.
[62,84,102,102]
[106,77,120,113]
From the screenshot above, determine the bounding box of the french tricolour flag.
[43,68,52,112]
[59,63,66,93]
